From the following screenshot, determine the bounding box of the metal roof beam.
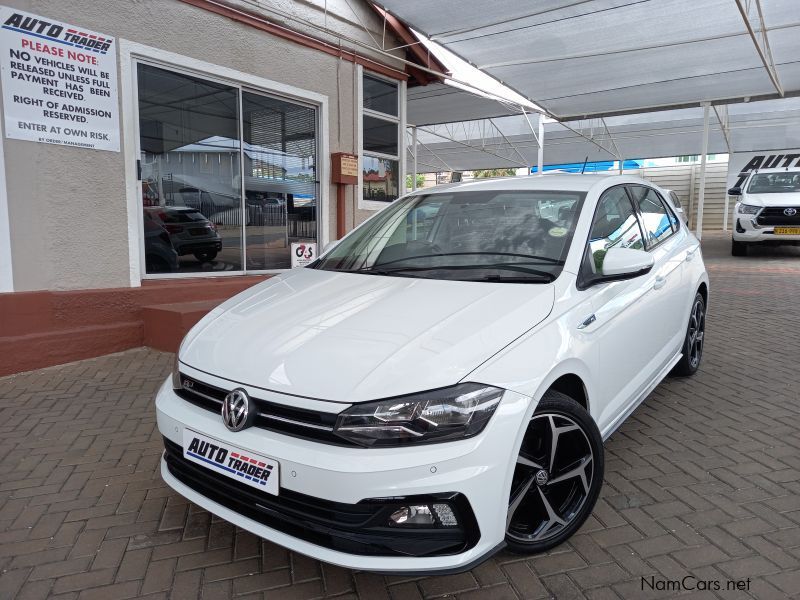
[734,0,784,97]
[416,124,529,167]
[712,104,732,154]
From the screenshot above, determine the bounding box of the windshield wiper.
[373,252,564,269]
[471,274,554,283]
[359,263,555,280]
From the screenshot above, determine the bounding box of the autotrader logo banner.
[727,149,800,190]
[0,7,119,151]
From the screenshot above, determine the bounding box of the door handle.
[577,314,596,329]
[654,275,667,290]
[685,247,698,262]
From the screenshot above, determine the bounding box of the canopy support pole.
[537,113,544,175]
[695,102,710,240]
[411,126,418,191]
[713,105,733,231]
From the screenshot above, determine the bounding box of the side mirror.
[727,187,742,196]
[601,247,654,278]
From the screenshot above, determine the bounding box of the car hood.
[741,192,800,207]
[180,268,555,402]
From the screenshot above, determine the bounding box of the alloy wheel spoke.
[517,453,545,471]
[547,415,579,472]
[533,487,567,540]
[548,456,593,493]
[506,474,536,528]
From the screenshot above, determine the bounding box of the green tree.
[405,174,425,189]
[472,168,517,178]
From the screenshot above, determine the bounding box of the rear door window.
[628,186,675,248]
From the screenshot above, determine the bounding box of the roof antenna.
[580,156,589,174]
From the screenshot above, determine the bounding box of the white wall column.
[0,136,13,292]
[695,102,711,240]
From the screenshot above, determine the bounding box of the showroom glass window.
[137,63,318,276]
[361,73,400,203]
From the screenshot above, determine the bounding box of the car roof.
[415,173,655,195]
[144,205,199,213]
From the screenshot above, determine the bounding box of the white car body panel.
[180,267,555,402]
[156,174,709,572]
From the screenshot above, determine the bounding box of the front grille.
[163,438,478,556]
[756,206,800,226]
[176,374,357,446]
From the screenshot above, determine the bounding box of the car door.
[628,185,688,357]
[576,185,681,436]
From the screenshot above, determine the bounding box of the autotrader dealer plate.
[182,429,279,496]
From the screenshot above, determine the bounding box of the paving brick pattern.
[1,233,799,599]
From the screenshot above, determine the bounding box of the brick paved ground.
[1,232,799,600]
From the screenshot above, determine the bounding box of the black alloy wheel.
[506,390,604,554]
[671,292,706,377]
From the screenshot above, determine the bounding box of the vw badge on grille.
[222,388,250,432]
[784,207,797,216]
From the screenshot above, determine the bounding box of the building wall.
[626,162,732,231]
[2,0,405,291]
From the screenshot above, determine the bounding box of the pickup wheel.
[731,240,748,256]
[505,390,604,554]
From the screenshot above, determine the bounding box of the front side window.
[583,186,645,277]
[313,190,585,282]
[747,172,800,194]
[629,186,675,247]
[361,73,400,203]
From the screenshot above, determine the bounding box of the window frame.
[120,40,330,283]
[626,185,678,251]
[357,65,406,211]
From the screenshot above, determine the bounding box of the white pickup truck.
[729,168,800,256]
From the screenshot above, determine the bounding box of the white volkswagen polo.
[156,175,709,574]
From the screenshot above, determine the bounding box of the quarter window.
[583,187,645,277]
[629,186,675,247]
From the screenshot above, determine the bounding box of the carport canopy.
[406,97,800,173]
[382,0,800,120]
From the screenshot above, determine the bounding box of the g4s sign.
[291,242,317,268]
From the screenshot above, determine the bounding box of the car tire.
[671,292,706,377]
[731,240,748,256]
[194,251,218,263]
[146,255,171,273]
[505,390,604,555]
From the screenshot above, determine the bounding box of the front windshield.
[747,172,800,194]
[311,190,586,283]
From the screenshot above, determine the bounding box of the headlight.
[171,355,182,390]
[737,203,760,215]
[333,383,504,447]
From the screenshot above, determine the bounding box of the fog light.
[389,505,434,526]
[432,503,458,527]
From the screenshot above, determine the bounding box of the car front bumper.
[155,369,534,573]
[733,217,800,242]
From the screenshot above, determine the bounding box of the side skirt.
[600,351,683,441]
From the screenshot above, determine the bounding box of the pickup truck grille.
[757,206,800,226]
